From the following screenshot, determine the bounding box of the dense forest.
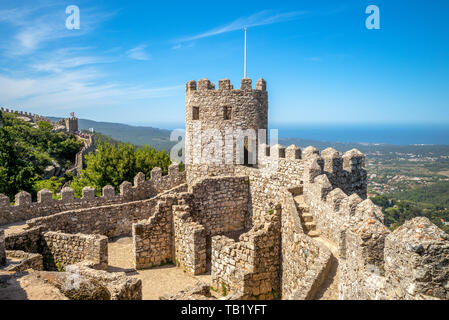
[0,112,82,201]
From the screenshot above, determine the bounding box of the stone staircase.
[293,189,339,300]
[294,195,320,237]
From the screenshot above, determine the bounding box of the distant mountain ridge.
[47,117,175,151]
[46,116,449,156]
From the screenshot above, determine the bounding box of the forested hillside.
[0,112,82,201]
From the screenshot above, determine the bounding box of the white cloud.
[177,10,307,43]
[0,4,117,56]
[126,45,151,61]
[30,47,117,72]
[0,70,182,113]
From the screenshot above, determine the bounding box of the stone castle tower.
[64,116,78,134]
[185,77,268,183]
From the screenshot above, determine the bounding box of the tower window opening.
[223,106,232,120]
[244,137,250,166]
[192,106,199,120]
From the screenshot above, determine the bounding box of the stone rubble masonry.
[0,107,50,123]
[338,210,449,300]
[338,216,391,300]
[189,176,249,239]
[211,204,281,299]
[384,217,449,299]
[4,227,42,253]
[132,176,249,271]
[41,231,108,271]
[0,229,6,266]
[69,134,95,176]
[301,155,375,245]
[2,250,43,272]
[25,184,188,238]
[281,187,332,300]
[133,197,177,269]
[173,202,207,275]
[0,164,185,226]
[160,281,213,300]
[231,144,367,228]
[4,228,107,272]
[64,261,142,300]
[185,78,268,185]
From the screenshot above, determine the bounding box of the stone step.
[302,213,314,222]
[295,202,309,211]
[304,222,316,231]
[308,230,321,237]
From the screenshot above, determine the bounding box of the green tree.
[70,141,171,197]
[33,176,65,199]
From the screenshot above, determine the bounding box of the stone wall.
[280,187,332,300]
[211,205,281,299]
[339,216,449,300]
[0,229,5,266]
[5,227,42,253]
[26,184,188,238]
[0,164,185,226]
[173,202,206,275]
[301,155,379,246]
[69,134,95,176]
[3,250,43,272]
[190,176,249,239]
[41,231,108,271]
[384,217,449,299]
[133,196,178,269]
[132,176,249,271]
[338,216,390,300]
[233,144,367,228]
[4,228,108,272]
[0,107,49,123]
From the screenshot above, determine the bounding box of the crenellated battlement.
[293,158,449,300]
[0,106,81,135]
[0,107,50,123]
[255,143,367,198]
[0,164,186,226]
[186,78,267,93]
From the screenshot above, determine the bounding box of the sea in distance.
[135,122,449,146]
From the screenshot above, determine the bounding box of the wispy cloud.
[0,4,116,56]
[0,70,182,112]
[172,42,195,50]
[126,45,151,61]
[30,47,117,73]
[177,10,307,43]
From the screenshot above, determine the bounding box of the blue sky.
[0,0,448,128]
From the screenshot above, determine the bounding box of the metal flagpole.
[244,27,247,78]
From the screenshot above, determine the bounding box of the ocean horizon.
[272,123,449,145]
[128,122,449,146]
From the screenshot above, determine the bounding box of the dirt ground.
[0,234,213,300]
[0,270,68,300]
[107,236,212,300]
